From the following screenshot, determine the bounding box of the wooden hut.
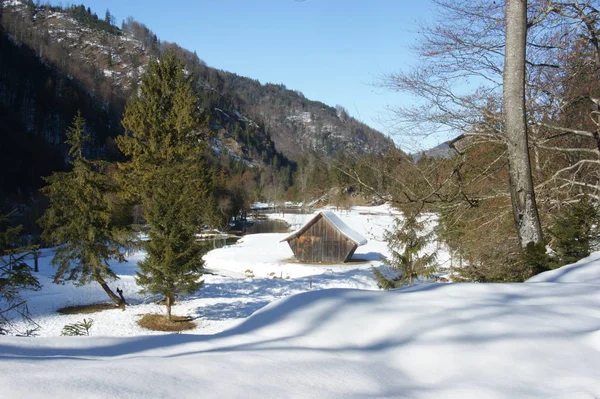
[281,211,367,263]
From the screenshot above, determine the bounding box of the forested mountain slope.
[0,1,393,198]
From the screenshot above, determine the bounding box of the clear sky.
[49,0,438,150]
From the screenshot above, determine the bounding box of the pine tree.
[377,207,437,288]
[548,197,599,268]
[39,111,131,306]
[0,211,41,335]
[117,51,210,320]
[135,164,205,320]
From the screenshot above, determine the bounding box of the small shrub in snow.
[61,319,93,336]
[372,267,403,290]
[268,271,288,279]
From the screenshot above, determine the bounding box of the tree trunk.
[34,252,39,273]
[166,295,172,321]
[504,0,543,248]
[95,275,126,306]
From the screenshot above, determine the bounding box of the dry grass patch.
[137,314,197,332]
[57,303,122,315]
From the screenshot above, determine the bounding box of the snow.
[322,210,368,245]
[287,111,312,123]
[2,281,600,397]
[214,107,231,119]
[526,251,600,283]
[1,205,599,397]
[2,0,23,7]
[282,209,369,245]
[251,201,274,210]
[7,206,398,337]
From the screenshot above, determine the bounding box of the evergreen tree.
[117,51,210,320]
[135,164,206,319]
[523,241,549,277]
[548,197,599,268]
[376,207,437,288]
[39,111,131,306]
[435,207,466,269]
[0,211,41,335]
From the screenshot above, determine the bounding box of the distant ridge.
[411,141,454,160]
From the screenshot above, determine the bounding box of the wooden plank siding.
[287,215,357,263]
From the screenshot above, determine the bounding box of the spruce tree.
[0,211,41,335]
[39,111,131,306]
[135,164,205,320]
[376,207,437,288]
[548,197,599,268]
[117,51,210,320]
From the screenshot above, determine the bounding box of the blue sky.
[50,0,438,150]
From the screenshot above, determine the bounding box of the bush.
[372,267,404,290]
[523,241,549,277]
[61,318,93,336]
[548,197,599,268]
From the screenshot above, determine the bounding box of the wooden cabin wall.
[288,217,356,263]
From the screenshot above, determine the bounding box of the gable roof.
[281,211,368,246]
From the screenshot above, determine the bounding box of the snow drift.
[526,251,600,284]
[1,281,599,398]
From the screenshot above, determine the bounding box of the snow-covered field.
[9,205,407,337]
[1,205,599,398]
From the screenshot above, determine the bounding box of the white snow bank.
[527,251,600,283]
[1,283,599,398]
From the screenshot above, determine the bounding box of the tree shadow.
[196,300,271,321]
[2,280,599,395]
[349,251,384,262]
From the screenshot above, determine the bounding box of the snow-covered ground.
[527,251,600,283]
[9,205,409,337]
[2,205,599,397]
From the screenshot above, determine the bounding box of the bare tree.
[382,0,600,233]
[504,0,544,247]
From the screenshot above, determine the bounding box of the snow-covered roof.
[281,210,367,246]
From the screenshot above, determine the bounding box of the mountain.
[0,1,393,197]
[412,141,454,161]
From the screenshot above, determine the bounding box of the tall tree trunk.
[504,0,543,248]
[95,274,126,306]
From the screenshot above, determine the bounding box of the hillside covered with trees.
[0,0,393,208]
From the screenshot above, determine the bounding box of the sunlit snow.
[1,206,599,398]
